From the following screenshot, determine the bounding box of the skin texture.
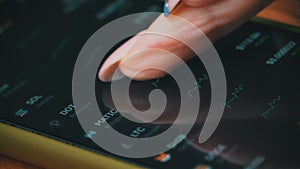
[98,0,273,82]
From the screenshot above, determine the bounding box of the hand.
[98,0,273,82]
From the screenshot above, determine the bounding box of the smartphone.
[1,0,300,169]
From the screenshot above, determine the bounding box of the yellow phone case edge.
[0,122,144,169]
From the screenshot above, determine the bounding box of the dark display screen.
[0,0,300,169]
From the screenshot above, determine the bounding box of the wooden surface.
[1,0,299,168]
[257,0,300,27]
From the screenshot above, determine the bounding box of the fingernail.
[164,0,169,16]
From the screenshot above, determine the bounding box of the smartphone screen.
[0,0,300,169]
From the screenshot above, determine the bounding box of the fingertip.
[98,36,141,82]
[98,61,119,82]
